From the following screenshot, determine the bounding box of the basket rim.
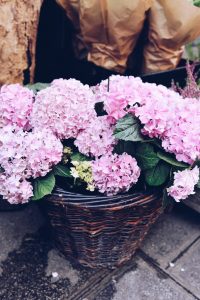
[45,186,163,210]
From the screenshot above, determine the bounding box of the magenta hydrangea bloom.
[0,84,34,130]
[167,166,199,202]
[92,153,140,196]
[74,116,116,157]
[31,79,96,139]
[0,126,63,204]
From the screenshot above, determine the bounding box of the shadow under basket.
[43,187,163,268]
[0,196,25,212]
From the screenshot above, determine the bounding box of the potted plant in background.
[0,68,199,267]
[189,0,200,7]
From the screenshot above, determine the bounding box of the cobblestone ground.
[0,201,200,300]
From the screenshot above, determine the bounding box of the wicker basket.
[43,187,163,268]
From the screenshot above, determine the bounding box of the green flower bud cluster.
[62,147,73,164]
[70,161,95,191]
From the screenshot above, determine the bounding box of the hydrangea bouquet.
[0,70,200,206]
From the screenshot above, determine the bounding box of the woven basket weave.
[44,187,162,268]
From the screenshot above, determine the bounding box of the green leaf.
[114,114,144,142]
[53,164,72,177]
[26,83,50,93]
[145,162,170,186]
[135,144,160,170]
[162,189,174,210]
[71,152,90,162]
[114,140,136,156]
[150,139,163,149]
[32,172,55,200]
[157,151,188,168]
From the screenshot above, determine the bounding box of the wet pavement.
[0,202,200,300]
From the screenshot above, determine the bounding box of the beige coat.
[56,0,200,74]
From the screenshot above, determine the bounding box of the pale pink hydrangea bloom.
[94,76,181,124]
[31,79,96,139]
[94,75,145,121]
[0,126,29,177]
[95,76,200,164]
[26,129,63,178]
[0,84,34,130]
[132,83,200,164]
[0,126,63,178]
[161,98,200,164]
[74,116,116,157]
[167,166,199,202]
[92,153,141,196]
[0,126,63,204]
[0,174,33,205]
[134,83,183,138]
[96,75,200,163]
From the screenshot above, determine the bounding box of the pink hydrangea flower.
[0,126,63,178]
[92,153,141,196]
[0,126,28,177]
[132,83,200,164]
[94,75,145,121]
[74,116,116,157]
[134,83,183,138]
[161,98,200,164]
[26,129,63,178]
[31,79,96,139]
[0,126,63,204]
[167,166,199,202]
[0,174,33,205]
[0,84,34,130]
[95,76,200,164]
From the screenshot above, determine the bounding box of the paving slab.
[0,204,43,263]
[0,203,199,300]
[112,257,196,300]
[46,249,80,286]
[0,222,100,300]
[184,190,200,213]
[169,239,200,299]
[141,205,200,268]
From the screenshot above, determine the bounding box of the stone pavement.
[0,203,200,300]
